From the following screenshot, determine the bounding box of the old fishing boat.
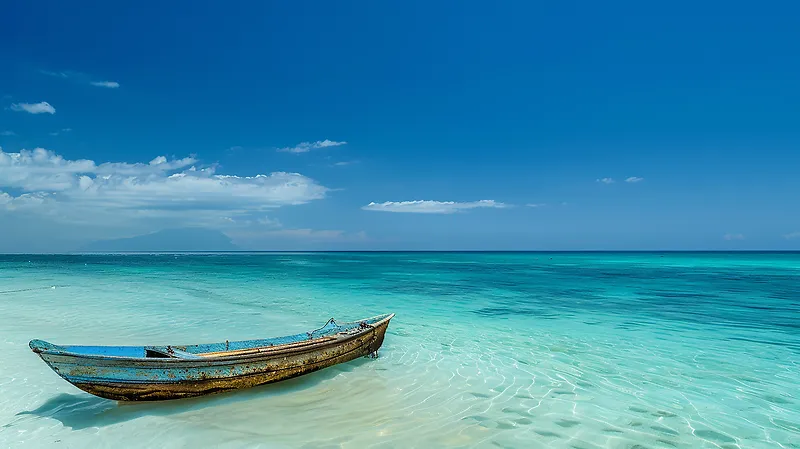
[30,313,394,401]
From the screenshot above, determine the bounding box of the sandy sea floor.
[1,252,798,448]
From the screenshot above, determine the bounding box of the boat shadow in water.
[16,358,372,430]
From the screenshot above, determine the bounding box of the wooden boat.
[30,313,394,401]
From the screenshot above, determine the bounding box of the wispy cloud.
[783,231,800,240]
[39,70,70,79]
[38,70,120,89]
[332,160,359,167]
[278,139,346,154]
[49,128,72,136]
[362,200,507,214]
[723,233,745,241]
[527,203,547,208]
[90,81,120,89]
[215,215,284,229]
[10,102,56,114]
[0,131,15,136]
[257,216,282,228]
[596,177,615,184]
[0,148,328,230]
[625,176,644,183]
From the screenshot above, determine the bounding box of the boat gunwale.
[32,313,394,364]
[68,333,377,387]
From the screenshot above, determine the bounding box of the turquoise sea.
[1,252,798,448]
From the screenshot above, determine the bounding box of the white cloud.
[362,200,507,214]
[278,139,346,154]
[527,203,547,208]
[783,231,800,240]
[333,160,359,167]
[90,81,120,88]
[625,176,644,183]
[723,233,745,241]
[596,177,615,184]
[10,102,56,114]
[0,147,328,230]
[0,131,15,136]
[313,139,344,148]
[49,128,72,136]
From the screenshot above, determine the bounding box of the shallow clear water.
[1,252,798,448]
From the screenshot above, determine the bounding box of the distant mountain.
[77,228,241,252]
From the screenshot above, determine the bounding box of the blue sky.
[1,1,799,251]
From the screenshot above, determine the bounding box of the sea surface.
[0,252,798,449]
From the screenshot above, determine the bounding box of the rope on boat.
[307,317,337,339]
[304,316,381,358]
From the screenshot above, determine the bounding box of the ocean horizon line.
[2,249,800,255]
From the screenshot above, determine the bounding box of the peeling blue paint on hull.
[30,314,393,401]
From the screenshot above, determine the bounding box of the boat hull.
[34,315,391,401]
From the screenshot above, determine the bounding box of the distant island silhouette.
[77,228,241,252]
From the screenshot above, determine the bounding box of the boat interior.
[30,313,393,360]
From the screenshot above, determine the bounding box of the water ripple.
[0,252,798,448]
